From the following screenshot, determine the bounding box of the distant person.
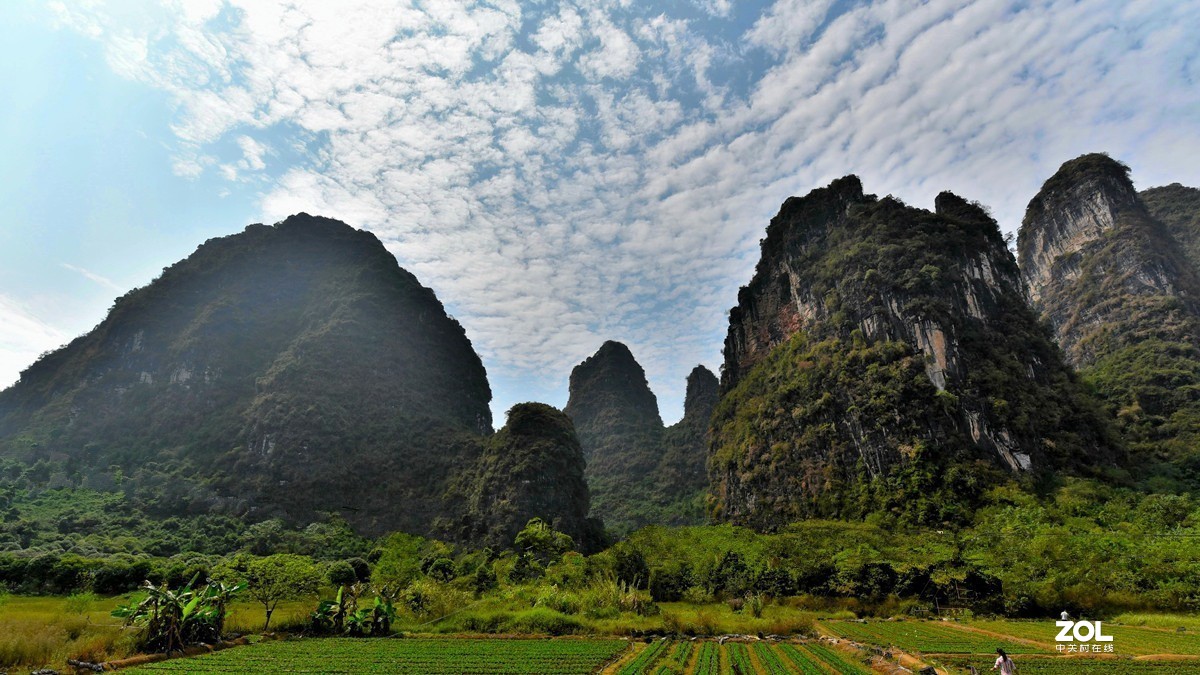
[1060,610,1070,621]
[993,648,1015,675]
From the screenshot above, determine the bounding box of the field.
[817,618,1200,674]
[938,657,1200,673]
[964,619,1200,656]
[820,617,1200,660]
[820,619,1048,654]
[0,593,314,671]
[118,637,878,675]
[128,638,628,674]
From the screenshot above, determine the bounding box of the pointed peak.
[595,340,636,361]
[682,365,719,423]
[935,191,993,224]
[1024,153,1138,226]
[686,365,718,390]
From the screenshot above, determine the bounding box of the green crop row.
[805,644,873,674]
[618,639,670,675]
[778,644,827,675]
[693,642,721,675]
[726,643,753,675]
[129,638,627,674]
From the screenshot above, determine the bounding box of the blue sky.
[1,0,1198,424]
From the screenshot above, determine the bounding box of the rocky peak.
[1017,158,1200,489]
[0,213,500,538]
[1018,153,1141,304]
[710,177,1120,529]
[935,191,995,230]
[564,343,717,532]
[1018,154,1200,366]
[1141,182,1200,275]
[682,365,719,423]
[564,341,663,449]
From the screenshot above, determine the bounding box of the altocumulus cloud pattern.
[42,0,1200,419]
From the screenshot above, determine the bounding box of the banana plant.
[370,595,397,636]
[111,574,242,653]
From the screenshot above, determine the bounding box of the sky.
[1,0,1198,424]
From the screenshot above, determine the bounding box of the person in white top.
[1060,610,1070,621]
[993,648,1015,675]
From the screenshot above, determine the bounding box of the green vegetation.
[452,404,599,550]
[564,343,717,534]
[618,638,670,674]
[822,620,1042,654]
[0,214,541,545]
[714,176,1119,529]
[111,576,241,652]
[126,637,628,674]
[941,660,1200,674]
[213,554,318,630]
[1020,155,1200,492]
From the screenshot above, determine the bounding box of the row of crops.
[614,639,874,674]
[127,637,877,675]
[122,629,1200,674]
[128,637,628,674]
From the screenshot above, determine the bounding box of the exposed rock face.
[0,214,579,542]
[1019,156,1200,487]
[450,403,599,550]
[711,177,1119,529]
[564,342,712,532]
[1018,154,1200,366]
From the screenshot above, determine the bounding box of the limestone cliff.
[1018,155,1200,487]
[564,343,713,532]
[0,215,585,544]
[711,177,1120,529]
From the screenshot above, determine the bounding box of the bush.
[503,607,585,635]
[327,561,357,588]
[65,592,97,615]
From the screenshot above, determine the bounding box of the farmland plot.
[821,619,1045,654]
[127,638,878,675]
[128,638,627,674]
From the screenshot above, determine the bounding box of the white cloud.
[237,135,268,171]
[44,0,1200,421]
[60,263,123,292]
[0,296,68,390]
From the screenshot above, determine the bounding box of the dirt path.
[598,640,638,674]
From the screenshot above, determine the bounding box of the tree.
[514,518,574,563]
[216,554,319,630]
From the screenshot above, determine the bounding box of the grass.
[0,594,136,670]
[657,602,816,636]
[962,618,1200,656]
[1111,612,1200,632]
[0,594,315,671]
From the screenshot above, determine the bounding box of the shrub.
[65,592,97,615]
[502,607,585,635]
